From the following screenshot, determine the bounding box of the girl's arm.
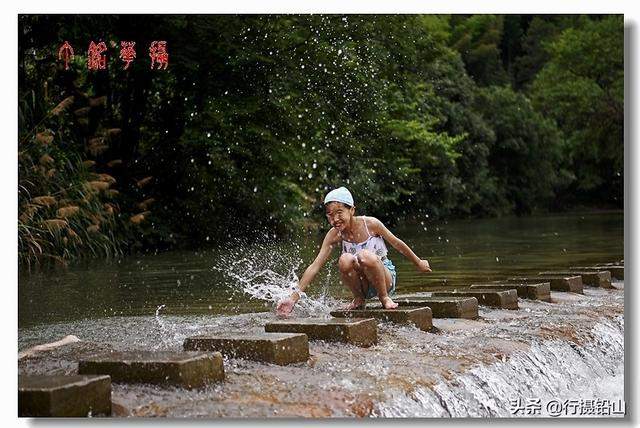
[368,217,432,272]
[291,229,339,301]
[276,229,340,316]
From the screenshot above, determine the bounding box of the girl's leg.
[357,250,398,309]
[338,253,368,309]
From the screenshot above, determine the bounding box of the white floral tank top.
[340,216,389,260]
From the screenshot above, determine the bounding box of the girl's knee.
[357,250,378,268]
[338,253,358,273]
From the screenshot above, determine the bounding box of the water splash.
[211,238,338,316]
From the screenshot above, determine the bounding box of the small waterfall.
[375,315,624,417]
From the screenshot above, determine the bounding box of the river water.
[18,211,625,417]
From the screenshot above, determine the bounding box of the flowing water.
[18,211,625,417]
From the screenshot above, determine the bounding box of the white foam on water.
[211,240,339,317]
[374,316,625,418]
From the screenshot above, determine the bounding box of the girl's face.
[325,202,354,231]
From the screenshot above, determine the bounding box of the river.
[18,210,625,417]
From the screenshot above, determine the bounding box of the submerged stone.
[432,289,519,309]
[264,318,377,347]
[183,333,309,365]
[330,307,433,331]
[540,271,612,289]
[78,351,224,389]
[508,276,583,294]
[393,296,479,319]
[470,282,551,302]
[19,374,111,417]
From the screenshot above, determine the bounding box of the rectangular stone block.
[264,318,377,347]
[183,333,309,365]
[19,374,111,417]
[540,271,612,289]
[508,276,583,294]
[470,282,551,302]
[393,296,479,319]
[330,307,433,332]
[432,289,519,309]
[78,351,224,389]
[590,265,624,280]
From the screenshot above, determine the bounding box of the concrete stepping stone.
[19,374,111,417]
[393,295,479,319]
[264,318,377,347]
[579,265,624,280]
[507,276,583,293]
[330,307,433,331]
[470,282,551,301]
[432,289,519,309]
[78,351,224,389]
[183,333,309,365]
[542,270,613,288]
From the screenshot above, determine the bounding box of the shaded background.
[18,15,624,269]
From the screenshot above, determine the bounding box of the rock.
[183,333,309,365]
[507,276,583,294]
[432,289,519,309]
[573,265,624,280]
[78,351,224,389]
[19,374,111,417]
[540,271,612,289]
[264,318,377,347]
[393,296,479,319]
[470,282,551,302]
[330,307,433,331]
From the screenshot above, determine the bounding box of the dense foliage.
[18,14,624,268]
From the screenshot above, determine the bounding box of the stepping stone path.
[572,265,624,280]
[470,282,551,302]
[19,374,111,417]
[183,333,309,365]
[508,276,583,293]
[432,289,519,309]
[330,307,433,332]
[264,318,377,347]
[393,295,479,319]
[78,351,224,389]
[540,270,612,289]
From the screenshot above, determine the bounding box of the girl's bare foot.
[380,296,398,309]
[344,298,366,310]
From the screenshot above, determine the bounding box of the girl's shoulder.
[361,216,386,236]
[325,227,343,243]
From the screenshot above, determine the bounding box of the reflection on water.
[19,211,623,329]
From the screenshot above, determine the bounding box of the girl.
[277,186,432,316]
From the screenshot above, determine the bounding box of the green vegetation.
[18,14,624,268]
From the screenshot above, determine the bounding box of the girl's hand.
[416,259,432,273]
[276,297,296,318]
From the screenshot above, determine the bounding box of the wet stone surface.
[330,307,433,332]
[470,283,551,302]
[19,374,111,417]
[432,289,519,310]
[393,295,479,319]
[540,271,612,289]
[571,266,624,280]
[264,318,378,347]
[508,276,583,294]
[183,333,309,365]
[78,351,224,389]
